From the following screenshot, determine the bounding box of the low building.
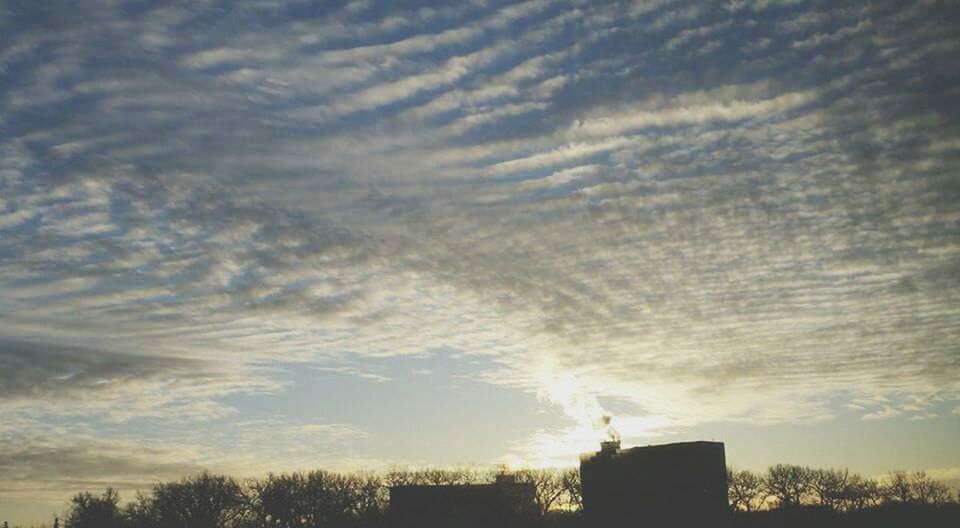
[580,440,729,527]
[389,475,538,528]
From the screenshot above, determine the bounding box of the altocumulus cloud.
[1,0,960,503]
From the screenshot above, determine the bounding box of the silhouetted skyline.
[2,0,959,525]
[8,444,959,528]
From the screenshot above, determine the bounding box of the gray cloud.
[0,437,203,499]
[0,338,208,401]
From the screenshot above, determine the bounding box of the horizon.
[1,452,957,527]
[2,0,959,525]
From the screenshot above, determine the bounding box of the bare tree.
[844,474,882,511]
[910,471,952,506]
[150,472,245,528]
[810,468,849,510]
[384,466,492,488]
[883,470,913,504]
[514,469,567,516]
[727,468,765,512]
[560,468,582,512]
[351,471,387,521]
[243,471,386,528]
[245,472,305,528]
[296,470,371,528]
[425,467,487,486]
[764,465,812,508]
[420,468,457,486]
[383,466,416,487]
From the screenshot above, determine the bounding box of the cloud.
[0,338,207,401]
[2,1,960,515]
[564,89,816,140]
[502,415,672,469]
[0,338,281,423]
[0,416,375,506]
[0,437,204,500]
[181,47,284,70]
[861,406,902,421]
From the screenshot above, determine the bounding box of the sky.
[2,0,959,523]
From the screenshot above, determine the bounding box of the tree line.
[31,467,580,528]
[727,465,956,512]
[3,465,956,528]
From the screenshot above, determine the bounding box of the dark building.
[389,475,538,528]
[580,440,729,528]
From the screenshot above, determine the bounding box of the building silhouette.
[580,440,729,528]
[389,474,538,528]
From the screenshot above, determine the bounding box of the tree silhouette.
[907,470,952,506]
[764,465,811,507]
[122,492,159,528]
[727,468,764,512]
[299,470,368,528]
[883,470,913,503]
[384,466,491,487]
[810,468,849,510]
[560,468,582,512]
[245,472,305,528]
[515,469,567,516]
[384,466,418,487]
[246,470,388,528]
[351,471,388,521]
[150,472,244,528]
[844,474,882,511]
[64,488,123,528]
[36,463,960,528]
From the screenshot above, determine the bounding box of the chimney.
[600,439,620,455]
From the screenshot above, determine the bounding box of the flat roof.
[581,440,725,462]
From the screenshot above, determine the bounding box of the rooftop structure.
[389,475,537,528]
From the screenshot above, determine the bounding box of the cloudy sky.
[2,0,960,523]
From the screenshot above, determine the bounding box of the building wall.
[580,441,729,528]
[389,481,537,528]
